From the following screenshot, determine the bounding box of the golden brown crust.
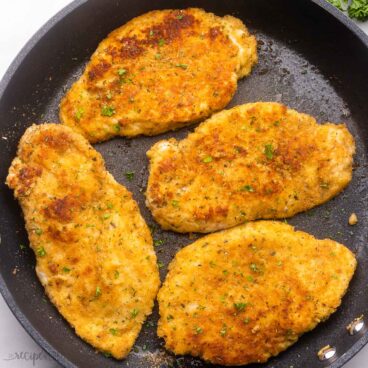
[6,124,160,359]
[59,8,257,142]
[146,102,355,233]
[157,221,357,365]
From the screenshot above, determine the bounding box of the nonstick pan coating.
[0,1,368,367]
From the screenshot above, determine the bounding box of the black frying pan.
[0,1,367,367]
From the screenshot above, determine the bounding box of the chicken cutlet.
[157,221,357,366]
[59,8,257,142]
[6,124,160,359]
[146,102,355,233]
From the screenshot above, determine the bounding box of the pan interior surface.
[0,1,367,367]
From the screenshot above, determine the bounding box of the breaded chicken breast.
[146,102,355,233]
[59,8,257,142]
[6,124,160,359]
[157,221,357,366]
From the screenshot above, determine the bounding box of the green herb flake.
[113,124,121,133]
[154,239,164,247]
[106,92,112,100]
[102,213,110,220]
[149,30,154,37]
[273,120,280,126]
[155,53,162,60]
[103,352,112,358]
[114,270,120,279]
[109,328,118,336]
[158,38,165,47]
[158,262,164,269]
[101,105,116,117]
[176,14,184,20]
[19,244,26,250]
[250,263,260,273]
[35,228,43,236]
[234,302,247,313]
[171,200,179,208]
[95,286,102,297]
[62,267,71,273]
[117,68,127,76]
[264,144,274,159]
[175,63,188,69]
[124,171,134,181]
[107,202,114,209]
[194,326,203,335]
[75,107,84,121]
[220,325,227,337]
[131,308,139,318]
[246,275,254,282]
[222,270,229,276]
[243,317,251,324]
[320,182,329,189]
[241,185,254,192]
[37,246,46,257]
[202,156,213,163]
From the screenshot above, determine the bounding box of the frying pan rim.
[0,0,367,367]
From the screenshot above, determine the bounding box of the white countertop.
[0,1,367,367]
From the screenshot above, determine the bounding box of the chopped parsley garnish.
[131,309,139,318]
[107,202,114,209]
[106,92,112,100]
[95,286,102,297]
[35,228,43,236]
[75,107,84,121]
[264,144,274,159]
[62,267,71,273]
[149,30,154,37]
[158,38,165,47]
[102,213,110,220]
[158,261,164,269]
[194,326,203,335]
[154,239,164,247]
[113,124,120,133]
[114,270,120,279]
[273,120,280,126]
[124,171,134,181]
[222,270,229,276]
[241,185,254,192]
[246,275,254,282]
[171,200,179,208]
[117,68,127,76]
[109,328,118,336]
[250,263,261,273]
[209,260,217,267]
[155,53,162,60]
[243,317,251,324]
[220,325,227,337]
[177,14,184,20]
[202,156,213,163]
[175,63,188,69]
[234,302,247,312]
[19,244,26,250]
[101,105,115,117]
[103,352,112,358]
[37,246,46,257]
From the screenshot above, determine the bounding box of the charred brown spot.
[109,11,196,62]
[158,158,176,173]
[119,37,145,58]
[44,196,79,223]
[18,166,42,189]
[40,132,73,151]
[145,12,196,45]
[88,61,111,80]
[208,27,222,40]
[47,227,77,243]
[48,263,58,274]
